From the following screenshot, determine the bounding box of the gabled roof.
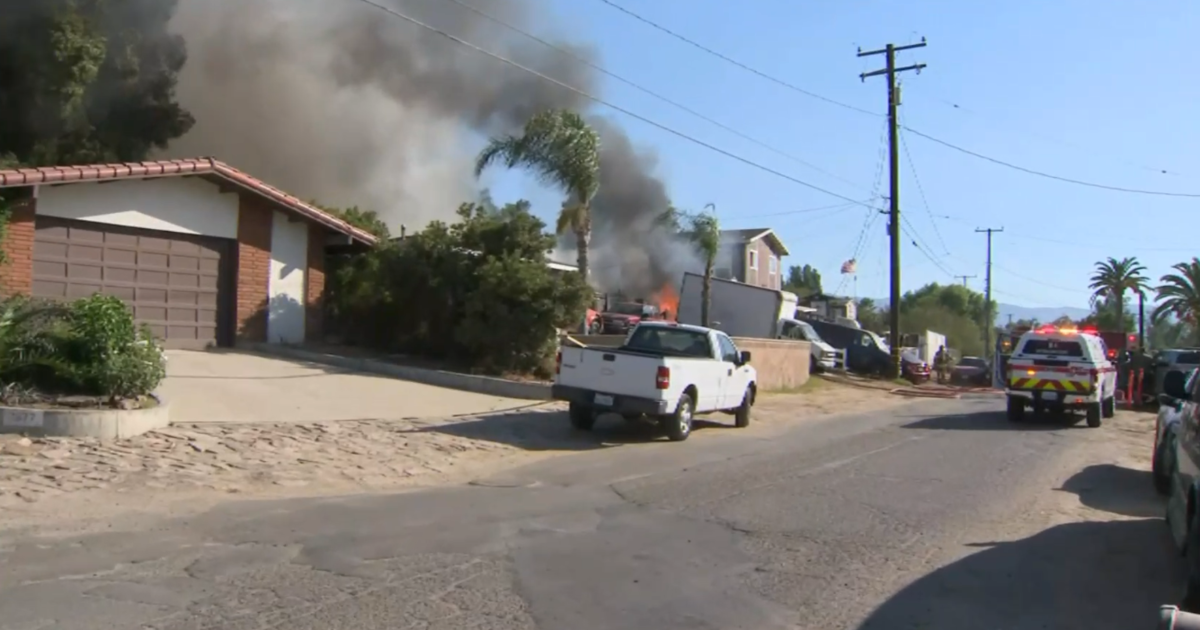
[0,158,378,245]
[719,227,789,256]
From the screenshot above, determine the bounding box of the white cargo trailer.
[677,273,798,339]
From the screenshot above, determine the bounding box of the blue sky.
[480,0,1199,310]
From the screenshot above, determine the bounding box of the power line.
[900,214,951,274]
[595,0,880,118]
[914,93,1185,177]
[592,0,1200,200]
[903,126,1200,198]
[833,121,889,295]
[897,113,948,255]
[936,213,1199,252]
[991,262,1080,294]
[728,201,862,221]
[347,0,882,210]
[901,222,954,278]
[442,0,875,194]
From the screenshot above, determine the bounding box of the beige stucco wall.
[733,337,811,391]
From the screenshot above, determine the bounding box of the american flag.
[840,258,857,274]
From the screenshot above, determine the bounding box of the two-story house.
[713,228,790,290]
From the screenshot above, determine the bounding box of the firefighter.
[934,345,950,384]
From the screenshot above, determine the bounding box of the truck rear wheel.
[1006,397,1025,423]
[1102,395,1115,418]
[1086,402,1102,428]
[665,394,694,442]
[569,403,596,431]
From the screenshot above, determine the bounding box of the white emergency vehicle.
[1005,325,1118,427]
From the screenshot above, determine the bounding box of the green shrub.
[326,199,591,375]
[456,255,591,376]
[0,294,166,400]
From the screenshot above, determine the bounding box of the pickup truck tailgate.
[557,346,661,395]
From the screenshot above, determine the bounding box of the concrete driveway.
[158,350,545,424]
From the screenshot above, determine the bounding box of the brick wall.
[305,223,326,341]
[235,195,273,341]
[0,195,35,296]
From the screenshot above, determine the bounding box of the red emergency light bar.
[1034,324,1099,336]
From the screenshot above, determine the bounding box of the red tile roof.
[0,158,379,245]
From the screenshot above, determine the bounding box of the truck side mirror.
[739,350,752,364]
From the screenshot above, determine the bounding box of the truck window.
[1020,338,1084,357]
[716,335,740,363]
[1173,351,1200,364]
[798,322,824,344]
[624,327,712,358]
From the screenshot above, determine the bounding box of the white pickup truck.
[553,321,758,441]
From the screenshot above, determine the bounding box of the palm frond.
[475,109,601,204]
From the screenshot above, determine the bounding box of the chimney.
[400,224,407,240]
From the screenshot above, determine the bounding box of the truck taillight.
[656,366,670,389]
[555,351,562,375]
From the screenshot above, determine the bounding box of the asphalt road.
[0,396,1182,630]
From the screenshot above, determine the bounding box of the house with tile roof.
[0,158,378,349]
[714,228,790,290]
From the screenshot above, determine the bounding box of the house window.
[748,249,758,270]
[768,255,777,274]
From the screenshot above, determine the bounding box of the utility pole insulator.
[858,38,927,379]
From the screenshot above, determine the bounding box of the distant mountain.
[994,303,1090,327]
[866,299,1089,327]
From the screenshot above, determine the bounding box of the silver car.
[1156,367,1198,495]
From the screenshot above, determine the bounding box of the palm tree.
[687,205,720,327]
[1088,257,1149,335]
[474,109,601,281]
[1153,258,1200,344]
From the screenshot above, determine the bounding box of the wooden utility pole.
[976,227,1003,358]
[955,275,976,288]
[859,38,926,377]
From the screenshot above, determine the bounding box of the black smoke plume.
[164,0,697,295]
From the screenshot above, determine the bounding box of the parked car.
[1154,368,1195,495]
[1160,369,1200,610]
[1154,349,1200,398]
[952,356,991,386]
[600,302,666,334]
[900,347,930,384]
[552,321,757,442]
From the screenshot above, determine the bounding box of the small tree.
[1088,256,1149,334]
[475,109,601,282]
[686,209,721,327]
[784,264,823,296]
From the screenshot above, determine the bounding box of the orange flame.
[653,283,680,321]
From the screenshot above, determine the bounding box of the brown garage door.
[32,216,233,349]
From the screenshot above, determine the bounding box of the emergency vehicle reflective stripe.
[1008,377,1091,392]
